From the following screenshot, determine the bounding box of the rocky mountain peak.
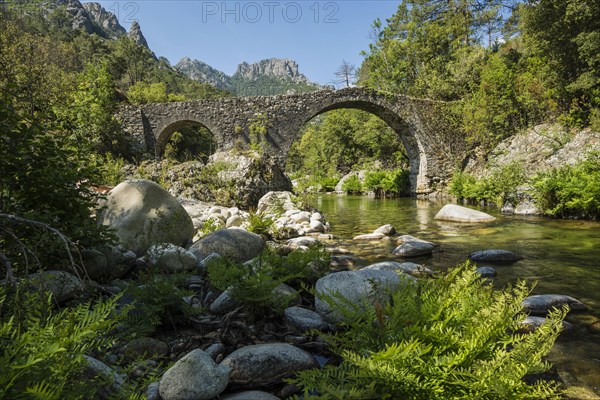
[46,1,128,39]
[82,2,126,38]
[128,20,149,48]
[234,58,307,82]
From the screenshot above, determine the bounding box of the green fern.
[291,262,566,399]
[206,248,330,318]
[122,272,199,334]
[0,285,120,400]
[207,256,289,318]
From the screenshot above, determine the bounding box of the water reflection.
[415,199,430,230]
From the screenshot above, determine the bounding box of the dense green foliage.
[449,162,525,206]
[341,175,363,195]
[449,154,599,219]
[207,247,330,317]
[287,109,409,193]
[360,0,599,150]
[0,3,227,161]
[164,126,216,163]
[363,169,411,196]
[123,272,199,335]
[292,263,566,399]
[531,151,600,219]
[336,169,410,196]
[229,75,319,97]
[0,3,230,273]
[0,286,120,399]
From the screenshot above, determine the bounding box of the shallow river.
[311,195,600,397]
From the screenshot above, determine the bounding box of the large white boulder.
[98,180,194,255]
[159,349,230,400]
[221,343,318,387]
[189,228,264,263]
[256,191,296,216]
[434,204,496,223]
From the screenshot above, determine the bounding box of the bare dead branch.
[0,225,41,274]
[0,251,15,287]
[0,213,84,281]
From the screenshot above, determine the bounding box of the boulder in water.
[434,204,496,223]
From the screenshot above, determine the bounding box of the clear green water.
[312,195,600,396]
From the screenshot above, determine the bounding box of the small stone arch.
[289,99,428,193]
[154,118,218,159]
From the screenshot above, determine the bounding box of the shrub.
[292,262,566,399]
[319,177,340,192]
[449,162,525,206]
[531,151,600,219]
[590,108,600,132]
[382,169,410,196]
[363,170,387,194]
[0,104,113,273]
[261,246,331,284]
[206,256,292,318]
[449,170,478,201]
[363,169,410,197]
[197,217,222,238]
[123,272,199,336]
[206,248,330,317]
[127,81,169,104]
[341,175,363,194]
[247,212,275,238]
[96,152,126,186]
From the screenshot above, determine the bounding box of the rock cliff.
[127,20,149,48]
[45,1,148,44]
[82,2,126,38]
[233,59,308,82]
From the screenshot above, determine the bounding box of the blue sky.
[89,1,400,85]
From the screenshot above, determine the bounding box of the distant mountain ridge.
[175,57,230,90]
[176,57,321,96]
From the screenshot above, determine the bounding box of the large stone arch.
[282,99,428,193]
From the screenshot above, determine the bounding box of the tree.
[57,62,129,155]
[359,0,519,99]
[287,109,407,178]
[109,37,154,88]
[520,0,600,125]
[335,60,356,88]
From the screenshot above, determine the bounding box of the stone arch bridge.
[117,87,466,194]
